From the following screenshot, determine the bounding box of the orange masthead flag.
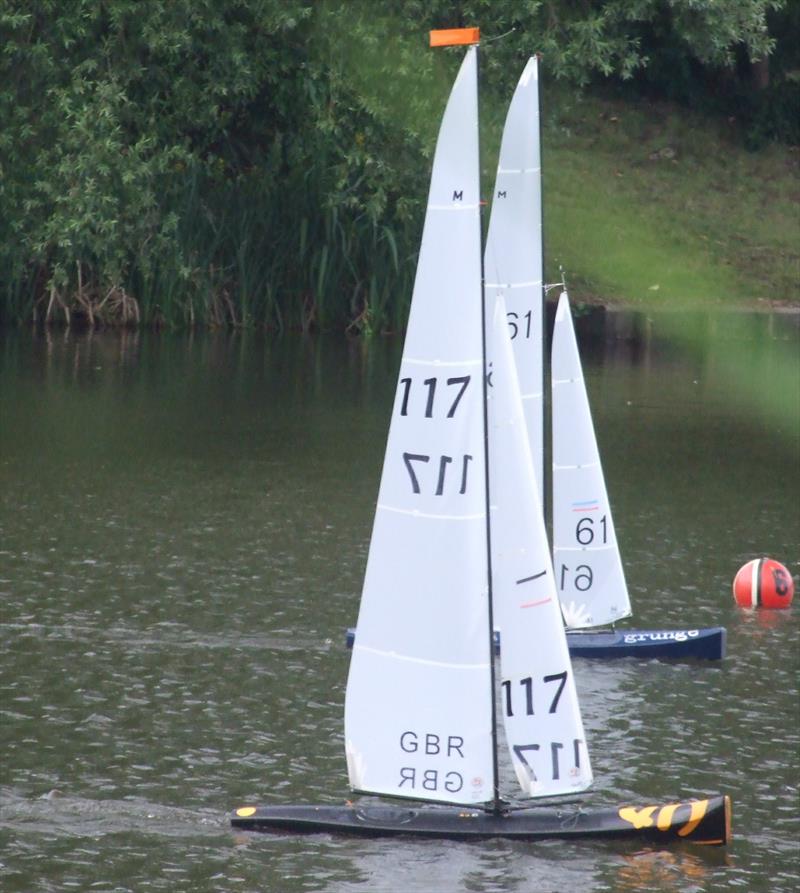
[429,27,480,47]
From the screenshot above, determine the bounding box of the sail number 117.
[399,375,470,418]
[502,672,567,717]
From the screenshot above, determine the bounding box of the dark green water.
[1,313,798,892]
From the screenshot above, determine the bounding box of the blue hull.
[564,627,725,660]
[345,626,726,660]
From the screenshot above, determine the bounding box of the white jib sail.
[490,296,593,798]
[484,57,544,494]
[551,291,632,629]
[344,47,495,806]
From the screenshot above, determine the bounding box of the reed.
[73,157,415,335]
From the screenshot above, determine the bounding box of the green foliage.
[398,0,785,86]
[1,0,304,323]
[607,1,799,148]
[0,0,795,331]
[0,0,439,330]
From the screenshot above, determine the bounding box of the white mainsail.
[484,58,631,631]
[551,291,632,628]
[483,56,544,494]
[490,297,593,797]
[344,47,495,806]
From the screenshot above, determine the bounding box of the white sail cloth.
[490,297,593,797]
[551,291,632,628]
[344,47,494,806]
[484,56,544,495]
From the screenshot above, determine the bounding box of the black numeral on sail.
[399,376,470,418]
[507,311,533,340]
[560,564,593,591]
[544,672,568,712]
[512,743,539,776]
[575,516,607,545]
[502,671,568,717]
[550,742,564,779]
[403,453,429,493]
[403,453,472,495]
[513,738,583,781]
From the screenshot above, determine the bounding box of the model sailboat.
[483,57,726,661]
[232,33,729,842]
[349,57,723,660]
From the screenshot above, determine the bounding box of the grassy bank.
[537,87,799,309]
[4,89,798,330]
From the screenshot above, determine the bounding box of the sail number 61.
[575,515,607,545]
[560,564,593,591]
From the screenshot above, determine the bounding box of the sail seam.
[552,377,583,385]
[484,280,541,289]
[377,504,485,521]
[520,597,553,608]
[428,203,480,211]
[402,358,482,367]
[497,166,541,174]
[353,643,489,670]
[554,545,618,553]
[553,462,601,470]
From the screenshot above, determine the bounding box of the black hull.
[344,627,726,660]
[231,795,731,845]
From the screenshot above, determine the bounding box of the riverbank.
[3,88,797,331]
[536,86,799,311]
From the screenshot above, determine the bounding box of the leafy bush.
[0,0,793,330]
[0,0,424,330]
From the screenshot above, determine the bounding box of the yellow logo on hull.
[618,799,708,837]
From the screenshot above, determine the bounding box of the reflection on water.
[0,312,798,892]
[612,848,730,893]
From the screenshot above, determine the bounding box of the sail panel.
[490,297,593,799]
[357,498,488,665]
[484,57,544,495]
[346,651,493,805]
[551,292,632,628]
[344,47,494,806]
[403,213,483,361]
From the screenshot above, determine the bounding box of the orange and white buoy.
[733,558,794,608]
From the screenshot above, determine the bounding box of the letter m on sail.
[453,189,463,201]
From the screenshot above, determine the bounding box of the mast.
[431,26,500,814]
[345,33,494,810]
[477,41,503,819]
[536,56,549,529]
[430,28,502,815]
